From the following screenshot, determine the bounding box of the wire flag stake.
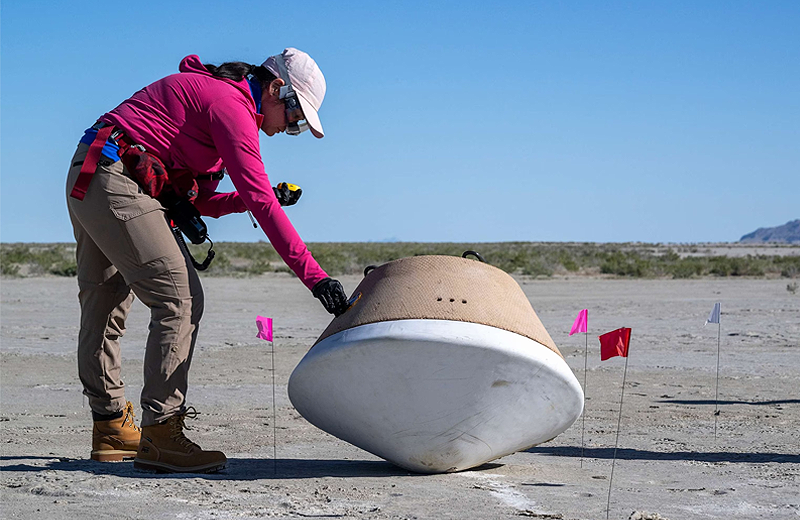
[705,303,722,441]
[256,316,277,475]
[606,351,629,519]
[271,337,277,475]
[598,326,632,520]
[581,326,588,467]
[569,309,589,468]
[714,317,721,441]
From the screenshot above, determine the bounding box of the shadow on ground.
[527,446,800,464]
[0,457,503,479]
[659,399,800,406]
[0,457,414,480]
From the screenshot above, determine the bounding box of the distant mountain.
[740,219,800,243]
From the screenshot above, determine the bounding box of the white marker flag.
[706,302,721,325]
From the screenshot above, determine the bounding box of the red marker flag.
[256,316,273,342]
[570,309,588,335]
[599,327,631,361]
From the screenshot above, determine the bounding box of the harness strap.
[197,170,226,182]
[70,125,114,200]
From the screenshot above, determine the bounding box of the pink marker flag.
[570,309,588,335]
[256,316,273,342]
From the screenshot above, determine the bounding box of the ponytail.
[203,61,277,86]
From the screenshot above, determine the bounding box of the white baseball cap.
[262,48,326,138]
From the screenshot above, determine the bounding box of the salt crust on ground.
[1,275,798,519]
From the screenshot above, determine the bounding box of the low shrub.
[3,242,798,279]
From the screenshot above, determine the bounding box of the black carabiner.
[364,265,377,277]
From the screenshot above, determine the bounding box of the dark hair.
[203,61,277,86]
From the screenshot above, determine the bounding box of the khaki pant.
[66,143,203,427]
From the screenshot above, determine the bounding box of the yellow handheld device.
[276,182,301,192]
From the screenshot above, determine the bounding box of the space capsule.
[288,254,583,473]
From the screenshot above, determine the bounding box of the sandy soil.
[1,274,798,519]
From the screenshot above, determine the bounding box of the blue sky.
[1,1,798,243]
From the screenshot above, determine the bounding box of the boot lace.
[123,401,142,432]
[168,407,201,450]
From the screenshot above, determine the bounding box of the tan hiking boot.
[91,401,142,462]
[133,407,227,473]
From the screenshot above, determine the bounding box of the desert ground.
[1,273,798,519]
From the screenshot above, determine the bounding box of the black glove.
[312,277,349,316]
[273,183,302,207]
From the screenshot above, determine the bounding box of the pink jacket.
[100,55,328,290]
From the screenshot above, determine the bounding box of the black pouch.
[163,196,207,245]
[161,195,215,271]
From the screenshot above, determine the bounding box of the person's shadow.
[0,456,504,479]
[0,456,412,480]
